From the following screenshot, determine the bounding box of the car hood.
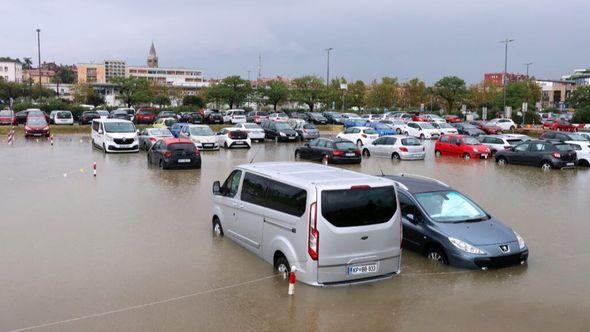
[190,135,216,143]
[433,217,516,245]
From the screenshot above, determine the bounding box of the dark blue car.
[170,122,190,138]
[368,122,395,136]
[384,174,529,270]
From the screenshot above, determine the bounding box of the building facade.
[563,68,590,87]
[536,79,575,110]
[23,68,55,84]
[484,73,528,86]
[126,66,206,89]
[104,60,126,82]
[76,63,106,84]
[0,59,23,82]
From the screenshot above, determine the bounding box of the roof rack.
[398,173,449,187]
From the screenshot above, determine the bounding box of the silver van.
[211,162,401,286]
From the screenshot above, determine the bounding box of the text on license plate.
[567,162,574,166]
[345,153,355,157]
[348,263,378,275]
[178,159,191,163]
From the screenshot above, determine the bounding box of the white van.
[211,162,401,286]
[91,119,139,153]
[223,109,247,124]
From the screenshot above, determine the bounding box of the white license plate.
[204,144,213,147]
[345,153,355,157]
[567,162,574,166]
[348,263,378,275]
[288,137,295,140]
[178,159,191,163]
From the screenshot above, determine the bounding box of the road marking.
[6,274,278,332]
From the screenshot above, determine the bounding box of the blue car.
[384,174,529,270]
[368,122,395,136]
[170,122,190,138]
[344,118,368,129]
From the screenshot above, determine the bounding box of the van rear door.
[316,184,400,284]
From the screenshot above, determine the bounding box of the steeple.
[147,42,158,68]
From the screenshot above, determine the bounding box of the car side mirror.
[406,213,419,224]
[304,143,310,147]
[212,181,221,195]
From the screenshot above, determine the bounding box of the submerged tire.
[275,255,290,279]
[426,246,448,265]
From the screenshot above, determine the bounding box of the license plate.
[481,154,488,159]
[348,263,378,275]
[178,159,190,163]
[204,144,213,147]
[345,153,355,157]
[567,162,574,166]
[288,137,295,140]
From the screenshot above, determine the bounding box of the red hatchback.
[444,115,462,123]
[435,134,490,160]
[412,114,427,122]
[541,119,578,132]
[135,107,157,124]
[25,116,50,137]
[469,121,503,135]
[0,110,17,125]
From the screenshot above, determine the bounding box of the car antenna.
[249,145,263,164]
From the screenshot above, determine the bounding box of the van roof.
[238,162,394,189]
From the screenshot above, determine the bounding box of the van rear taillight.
[308,202,319,260]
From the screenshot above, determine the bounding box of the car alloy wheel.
[426,247,448,265]
[322,155,329,165]
[213,218,223,237]
[396,128,401,134]
[541,162,552,171]
[420,134,425,140]
[275,256,290,280]
[497,157,507,166]
[392,152,401,160]
[435,150,441,157]
[404,131,409,136]
[463,153,471,160]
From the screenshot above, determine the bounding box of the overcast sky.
[3,0,589,84]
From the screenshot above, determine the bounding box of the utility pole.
[524,62,533,78]
[324,48,333,85]
[257,53,262,80]
[36,28,42,90]
[499,39,515,112]
[247,70,251,81]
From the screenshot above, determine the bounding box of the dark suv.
[495,140,577,170]
[383,174,528,269]
[261,120,298,141]
[305,112,328,125]
[539,131,590,143]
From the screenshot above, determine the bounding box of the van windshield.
[104,122,135,133]
[321,186,396,227]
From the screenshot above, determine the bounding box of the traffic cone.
[288,266,296,295]
[93,162,97,177]
[50,135,54,146]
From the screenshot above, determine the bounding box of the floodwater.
[1,134,590,332]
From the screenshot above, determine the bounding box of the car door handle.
[232,202,238,207]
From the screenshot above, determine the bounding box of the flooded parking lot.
[1,135,590,331]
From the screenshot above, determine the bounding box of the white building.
[0,59,23,82]
[126,66,209,91]
[104,60,126,82]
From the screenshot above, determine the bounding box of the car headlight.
[514,231,526,249]
[279,132,286,136]
[448,237,486,255]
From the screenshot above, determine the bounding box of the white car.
[424,114,446,123]
[488,118,516,131]
[478,135,527,155]
[362,135,425,160]
[432,122,458,135]
[579,132,590,141]
[49,110,74,125]
[268,113,289,122]
[179,124,219,150]
[567,142,590,167]
[361,114,383,122]
[217,127,251,149]
[223,109,247,124]
[403,122,441,139]
[336,126,379,147]
[502,133,532,141]
[234,123,265,142]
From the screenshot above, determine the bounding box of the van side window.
[92,121,99,132]
[240,173,307,217]
[222,170,242,198]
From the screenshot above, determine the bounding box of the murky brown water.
[1,135,590,331]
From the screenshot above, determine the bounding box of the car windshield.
[0,110,13,116]
[463,137,480,145]
[415,191,488,223]
[419,123,435,129]
[303,124,316,129]
[148,128,172,136]
[275,122,291,129]
[57,111,71,118]
[363,128,377,134]
[190,126,214,136]
[568,133,589,141]
[164,119,177,126]
[232,111,245,116]
[321,186,396,227]
[463,124,476,129]
[506,139,523,146]
[437,123,452,128]
[401,138,422,146]
[373,124,389,130]
[169,143,196,153]
[334,141,357,150]
[27,117,47,126]
[104,122,135,133]
[555,144,573,151]
[97,111,109,116]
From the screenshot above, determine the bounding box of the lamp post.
[524,62,533,78]
[324,48,333,85]
[36,29,41,90]
[500,39,515,112]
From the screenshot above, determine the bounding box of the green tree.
[204,75,251,109]
[345,80,367,110]
[182,95,205,108]
[495,80,541,111]
[258,79,289,111]
[290,75,325,112]
[568,86,590,109]
[54,66,76,84]
[366,77,399,110]
[402,78,428,109]
[112,76,153,107]
[433,76,467,113]
[0,80,29,102]
[323,77,347,110]
[71,83,104,106]
[572,106,590,123]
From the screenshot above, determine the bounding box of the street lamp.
[499,38,515,112]
[36,28,41,90]
[524,62,533,78]
[324,48,333,85]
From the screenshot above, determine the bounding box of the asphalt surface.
[1,134,589,331]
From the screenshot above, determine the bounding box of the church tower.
[147,42,158,68]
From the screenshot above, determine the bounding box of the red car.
[435,134,490,160]
[469,121,503,135]
[0,110,17,125]
[24,116,50,137]
[411,114,427,122]
[444,115,462,123]
[135,107,157,124]
[541,119,578,132]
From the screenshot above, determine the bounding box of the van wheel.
[435,150,441,157]
[462,153,471,160]
[426,246,448,265]
[392,152,401,160]
[404,131,409,136]
[102,143,107,154]
[510,126,515,131]
[212,218,224,237]
[275,256,290,279]
[396,128,401,134]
